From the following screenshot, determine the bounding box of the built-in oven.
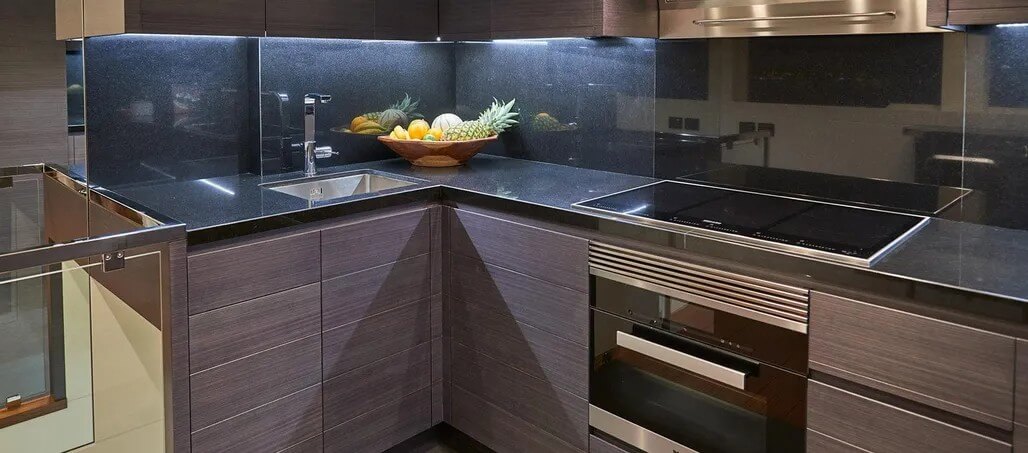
[588,242,810,453]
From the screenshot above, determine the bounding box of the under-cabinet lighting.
[997,23,1028,28]
[930,155,997,165]
[198,179,236,196]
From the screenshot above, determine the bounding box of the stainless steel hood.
[660,0,948,38]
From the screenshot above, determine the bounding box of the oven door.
[590,309,806,453]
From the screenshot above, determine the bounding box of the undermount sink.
[263,171,417,202]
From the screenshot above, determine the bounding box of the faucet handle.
[304,93,332,104]
[314,146,337,159]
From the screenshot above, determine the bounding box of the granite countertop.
[111,154,1028,306]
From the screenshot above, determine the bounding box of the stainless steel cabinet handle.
[616,331,747,390]
[694,11,897,26]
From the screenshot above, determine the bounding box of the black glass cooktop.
[576,182,928,266]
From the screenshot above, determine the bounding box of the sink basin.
[264,172,417,202]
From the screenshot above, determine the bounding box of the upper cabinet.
[440,0,658,40]
[928,0,1028,26]
[266,0,438,40]
[57,0,266,39]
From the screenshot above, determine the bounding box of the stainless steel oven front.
[588,243,809,453]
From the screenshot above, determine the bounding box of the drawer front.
[191,384,322,453]
[188,231,320,314]
[450,385,582,453]
[451,296,588,398]
[321,209,431,280]
[322,253,433,330]
[322,342,432,429]
[280,435,322,453]
[189,283,320,373]
[590,435,631,453]
[449,209,588,293]
[449,253,588,345]
[323,387,432,453]
[191,335,322,430]
[808,381,1011,453]
[806,429,865,453]
[450,342,588,449]
[322,298,432,379]
[810,292,1015,428]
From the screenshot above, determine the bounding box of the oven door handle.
[616,331,748,390]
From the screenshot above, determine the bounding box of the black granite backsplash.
[82,27,1028,231]
[85,35,256,188]
[258,38,455,175]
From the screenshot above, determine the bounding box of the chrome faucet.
[303,93,337,177]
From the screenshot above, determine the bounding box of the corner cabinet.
[439,0,658,40]
[928,0,1028,26]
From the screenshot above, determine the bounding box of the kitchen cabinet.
[439,0,658,40]
[1016,340,1028,452]
[928,0,1028,26]
[266,0,438,40]
[446,208,591,452]
[57,0,266,39]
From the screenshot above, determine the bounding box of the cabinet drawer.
[191,384,322,453]
[490,0,597,38]
[451,296,588,397]
[590,434,631,453]
[322,298,432,379]
[808,381,1011,453]
[322,253,433,330]
[321,209,431,280]
[449,209,588,293]
[451,343,588,449]
[806,429,865,453]
[188,231,320,314]
[280,435,322,453]
[810,292,1015,428]
[323,387,432,453]
[450,385,581,453]
[189,283,320,373]
[322,342,432,429]
[191,335,321,430]
[449,253,589,345]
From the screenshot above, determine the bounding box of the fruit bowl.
[378,135,497,167]
[330,126,387,136]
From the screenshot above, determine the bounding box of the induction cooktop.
[573,181,929,267]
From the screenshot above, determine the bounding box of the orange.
[408,119,430,140]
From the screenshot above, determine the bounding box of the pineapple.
[364,94,421,121]
[444,99,519,141]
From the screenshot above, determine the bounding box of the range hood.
[660,0,948,38]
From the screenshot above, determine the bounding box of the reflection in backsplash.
[85,35,255,189]
[455,38,656,176]
[259,39,455,176]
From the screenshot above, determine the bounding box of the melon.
[431,113,463,132]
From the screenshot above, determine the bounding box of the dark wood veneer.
[190,335,322,431]
[322,254,433,330]
[139,0,265,35]
[808,381,1011,453]
[449,209,589,293]
[321,208,431,280]
[449,386,582,453]
[189,283,321,373]
[322,298,432,379]
[322,343,432,429]
[323,387,433,453]
[266,0,375,38]
[810,291,1016,430]
[187,231,320,314]
[190,385,323,453]
[805,429,867,453]
[589,434,631,453]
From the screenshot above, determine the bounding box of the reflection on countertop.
[109,154,1028,306]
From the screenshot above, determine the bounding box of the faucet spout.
[303,93,334,177]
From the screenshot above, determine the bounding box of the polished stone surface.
[110,154,1028,306]
[259,39,455,175]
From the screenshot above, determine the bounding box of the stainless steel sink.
[264,172,417,202]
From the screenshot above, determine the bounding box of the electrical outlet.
[668,116,684,130]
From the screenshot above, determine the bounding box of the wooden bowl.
[378,135,497,167]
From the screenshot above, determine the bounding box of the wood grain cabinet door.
[139,0,266,35]
[932,0,1028,25]
[490,0,598,38]
[266,0,375,38]
[1016,339,1028,452]
[375,0,439,40]
[439,0,491,40]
